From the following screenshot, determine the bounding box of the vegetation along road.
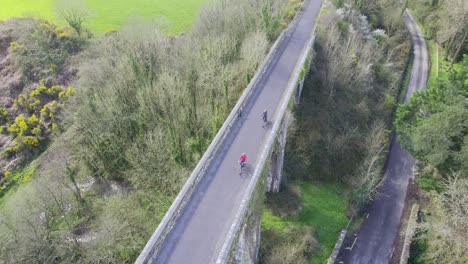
[337,8,429,264]
[148,0,323,263]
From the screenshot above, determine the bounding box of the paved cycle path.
[153,0,323,263]
[337,9,428,264]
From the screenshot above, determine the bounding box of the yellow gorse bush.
[9,41,23,52]
[3,171,11,178]
[22,136,40,147]
[4,82,74,156]
[7,115,29,137]
[29,86,47,98]
[0,107,10,124]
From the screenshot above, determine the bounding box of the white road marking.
[349,236,358,251]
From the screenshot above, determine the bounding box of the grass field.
[262,183,348,263]
[0,0,209,33]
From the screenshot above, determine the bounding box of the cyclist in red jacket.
[239,153,247,173]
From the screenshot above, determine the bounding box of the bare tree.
[439,0,468,66]
[56,0,92,38]
[350,121,388,213]
[241,31,269,73]
[417,174,468,263]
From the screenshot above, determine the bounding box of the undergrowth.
[261,183,348,263]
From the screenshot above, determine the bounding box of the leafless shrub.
[416,174,468,263]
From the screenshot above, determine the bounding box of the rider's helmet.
[242,153,245,156]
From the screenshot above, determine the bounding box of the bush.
[4,146,19,158]
[384,93,396,108]
[375,62,392,84]
[83,192,157,263]
[0,106,11,125]
[260,225,317,264]
[9,41,23,52]
[409,233,428,264]
[12,20,88,82]
[0,174,84,263]
[4,171,12,178]
[7,115,29,137]
[22,136,40,147]
[6,83,72,155]
[59,86,74,99]
[415,177,468,263]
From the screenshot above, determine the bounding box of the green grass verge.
[427,40,442,87]
[262,183,348,263]
[0,162,36,204]
[426,40,458,88]
[427,41,438,84]
[0,0,208,34]
[409,9,452,89]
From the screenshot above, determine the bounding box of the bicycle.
[239,160,246,175]
[239,153,247,175]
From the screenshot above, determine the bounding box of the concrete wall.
[231,217,261,264]
[267,63,307,193]
[267,46,311,193]
[327,230,348,264]
[295,79,305,104]
[231,194,263,264]
[400,204,420,264]
[267,112,291,192]
[229,165,267,264]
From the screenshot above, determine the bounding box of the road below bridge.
[150,0,323,263]
[337,9,428,264]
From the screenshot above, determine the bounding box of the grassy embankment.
[0,0,207,33]
[0,163,36,203]
[262,183,348,263]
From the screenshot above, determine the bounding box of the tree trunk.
[450,31,467,67]
[66,164,85,205]
[189,70,198,129]
[445,32,458,60]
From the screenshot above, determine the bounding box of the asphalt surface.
[152,1,323,263]
[336,9,428,264]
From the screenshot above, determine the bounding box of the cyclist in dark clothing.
[262,109,268,127]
